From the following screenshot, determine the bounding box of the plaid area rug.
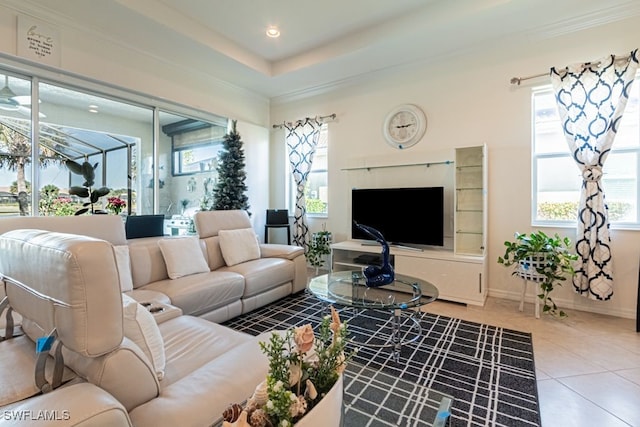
[223,291,541,427]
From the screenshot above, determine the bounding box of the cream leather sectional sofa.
[0,210,307,426]
[0,210,307,323]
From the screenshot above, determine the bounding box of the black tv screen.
[351,187,444,247]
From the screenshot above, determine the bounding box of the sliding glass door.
[0,66,228,219]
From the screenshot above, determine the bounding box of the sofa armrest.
[0,382,131,426]
[259,244,304,260]
[147,303,183,324]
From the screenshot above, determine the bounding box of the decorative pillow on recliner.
[121,294,166,380]
[218,228,261,267]
[157,237,210,279]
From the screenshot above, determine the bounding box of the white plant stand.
[517,256,546,319]
[519,278,542,318]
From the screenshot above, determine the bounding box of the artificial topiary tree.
[212,120,250,213]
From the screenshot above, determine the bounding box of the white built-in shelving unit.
[331,145,487,306]
[454,145,487,256]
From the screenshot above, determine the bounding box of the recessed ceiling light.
[266,26,280,38]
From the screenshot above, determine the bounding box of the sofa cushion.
[158,237,210,279]
[221,257,294,298]
[218,228,260,267]
[122,294,166,380]
[193,209,252,238]
[114,245,134,292]
[156,315,254,386]
[129,321,275,427]
[140,271,245,317]
[128,237,170,288]
[200,236,226,271]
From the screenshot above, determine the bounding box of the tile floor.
[423,297,640,427]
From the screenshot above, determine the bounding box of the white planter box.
[295,374,343,427]
[516,255,547,282]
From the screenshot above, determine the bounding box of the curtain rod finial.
[510,77,521,85]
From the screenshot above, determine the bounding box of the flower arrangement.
[106,196,127,215]
[222,307,354,427]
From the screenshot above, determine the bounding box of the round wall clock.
[382,104,427,149]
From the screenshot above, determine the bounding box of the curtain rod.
[272,113,336,129]
[510,53,632,85]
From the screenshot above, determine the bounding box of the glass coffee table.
[307,270,439,361]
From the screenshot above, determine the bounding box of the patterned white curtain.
[284,118,323,251]
[550,49,638,300]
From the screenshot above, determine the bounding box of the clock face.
[382,104,427,149]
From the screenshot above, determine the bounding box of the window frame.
[286,123,329,218]
[0,59,229,217]
[531,82,640,230]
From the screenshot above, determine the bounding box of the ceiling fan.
[0,76,20,111]
[0,75,46,117]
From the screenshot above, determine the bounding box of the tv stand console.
[360,241,424,252]
[330,240,487,306]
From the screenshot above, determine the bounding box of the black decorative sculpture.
[353,222,395,287]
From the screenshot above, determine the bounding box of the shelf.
[454,146,486,260]
[341,160,454,171]
[333,261,366,270]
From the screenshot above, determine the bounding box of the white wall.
[237,120,270,240]
[270,17,640,319]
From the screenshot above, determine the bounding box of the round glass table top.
[307,270,439,310]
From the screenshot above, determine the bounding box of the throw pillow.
[113,245,134,292]
[157,237,210,279]
[121,294,165,380]
[218,228,261,267]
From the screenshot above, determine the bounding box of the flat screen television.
[351,187,444,247]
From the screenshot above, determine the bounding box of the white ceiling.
[13,0,640,100]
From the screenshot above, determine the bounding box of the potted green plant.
[307,227,332,274]
[497,231,578,317]
[66,160,110,215]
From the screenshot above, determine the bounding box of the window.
[532,78,640,228]
[288,124,328,216]
[0,68,228,219]
[167,120,227,176]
